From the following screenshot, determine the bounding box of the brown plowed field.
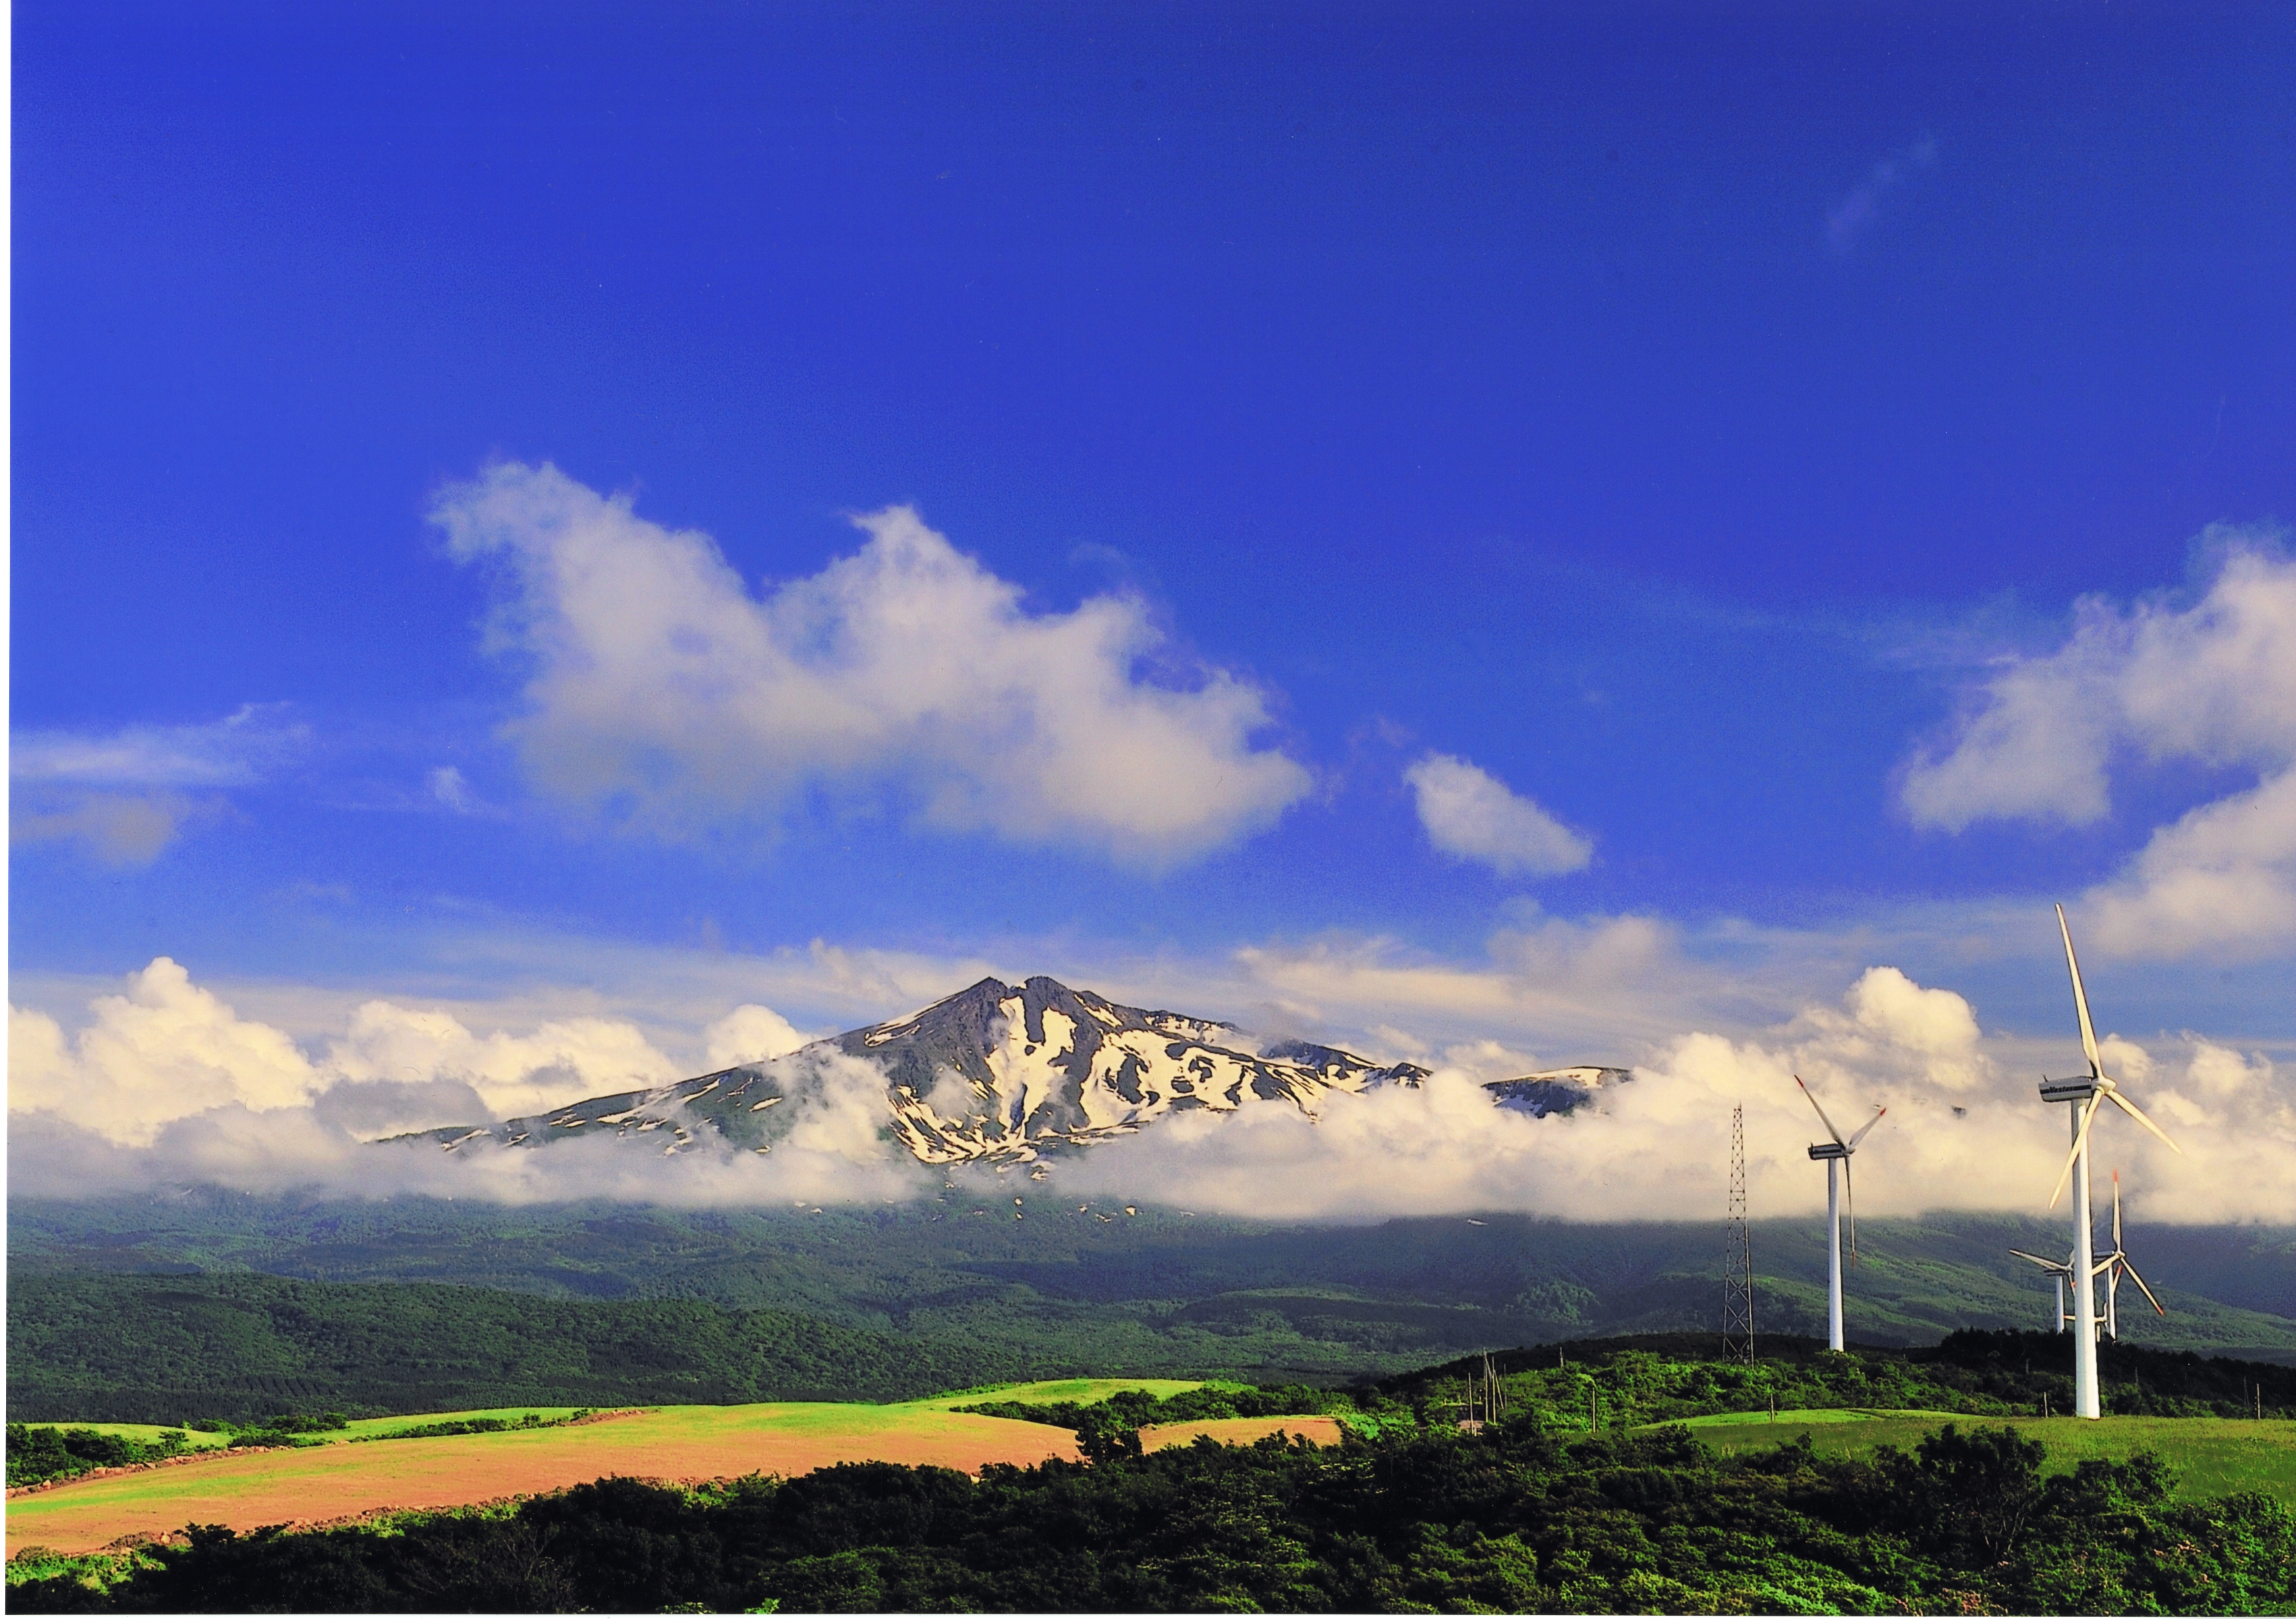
[1139,1416,1345,1451]
[6,1405,1080,1556]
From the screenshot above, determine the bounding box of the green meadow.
[905,1378,1206,1411]
[20,1424,232,1452]
[1667,1409,2296,1504]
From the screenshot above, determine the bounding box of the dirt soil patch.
[5,1405,1078,1556]
[1139,1416,1345,1452]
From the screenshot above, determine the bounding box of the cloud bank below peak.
[432,462,1311,868]
[19,952,2275,1224]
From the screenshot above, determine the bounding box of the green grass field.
[8,1381,1219,1555]
[1660,1409,2296,1505]
[336,1407,587,1440]
[21,1424,234,1451]
[907,1377,1206,1411]
[24,1384,1195,1452]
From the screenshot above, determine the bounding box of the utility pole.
[1723,1104,1754,1366]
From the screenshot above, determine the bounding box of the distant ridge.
[391,974,1624,1166]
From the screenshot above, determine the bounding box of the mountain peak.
[390,974,1574,1168]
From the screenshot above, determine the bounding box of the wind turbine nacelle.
[1808,1142,1850,1160]
[2038,1077,2098,1104]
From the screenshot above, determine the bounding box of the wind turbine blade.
[1796,1075,1847,1148]
[2046,1093,2104,1210]
[2113,1171,2122,1249]
[2009,1249,2067,1272]
[2120,1259,2168,1317]
[2058,903,2104,1075]
[2102,1086,2185,1156]
[1847,1106,1888,1150]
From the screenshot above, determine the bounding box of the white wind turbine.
[2009,1171,2167,1341]
[2005,1241,2075,1334]
[2096,1170,2167,1342]
[1796,1076,1885,1353]
[2038,904,2181,1419]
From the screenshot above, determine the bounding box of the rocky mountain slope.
[394,975,1627,1166]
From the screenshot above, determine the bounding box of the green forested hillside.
[5,1274,1019,1423]
[13,1193,2296,1381]
[13,1266,2295,1429]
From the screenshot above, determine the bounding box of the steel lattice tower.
[1722,1103,1754,1365]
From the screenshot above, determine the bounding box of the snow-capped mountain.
[393,975,1624,1166]
[1481,1066,1633,1118]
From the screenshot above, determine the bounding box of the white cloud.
[1899,536,2296,956]
[1065,967,2001,1222]
[1230,910,1723,1056]
[11,704,304,789]
[10,706,306,865]
[1793,965,1992,1094]
[1404,753,1592,877]
[6,957,802,1152]
[704,1004,810,1069]
[324,1000,686,1121]
[2085,766,2296,957]
[7,959,911,1205]
[1067,966,2289,1224]
[10,793,206,866]
[8,953,2283,1222]
[432,461,1311,866]
[9,959,324,1147]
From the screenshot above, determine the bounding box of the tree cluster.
[5,1427,190,1491]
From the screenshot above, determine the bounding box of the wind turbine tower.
[1795,1077,1884,1353]
[2042,905,2182,1419]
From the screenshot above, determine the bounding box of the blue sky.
[11,1,2296,1212]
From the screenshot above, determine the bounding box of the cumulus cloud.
[1900,536,2296,956]
[10,705,305,865]
[1793,965,1992,1093]
[324,1000,686,1122]
[7,954,2280,1222]
[704,1004,810,1069]
[1404,753,1592,877]
[1067,965,2283,1224]
[5,958,863,1203]
[9,959,323,1147]
[2085,766,2296,957]
[432,461,1311,866]
[1068,965,1998,1221]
